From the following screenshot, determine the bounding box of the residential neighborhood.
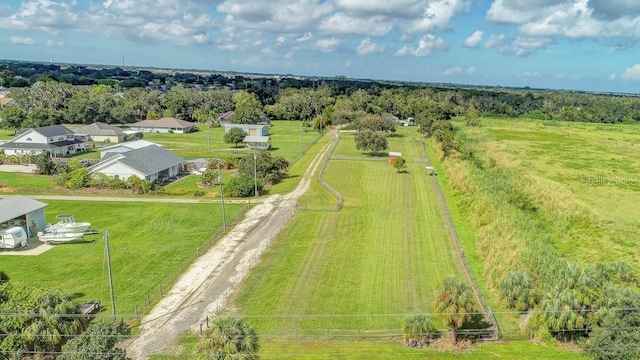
[0,124,86,157]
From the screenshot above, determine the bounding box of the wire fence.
[124,204,250,322]
[420,139,501,341]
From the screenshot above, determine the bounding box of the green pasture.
[465,118,640,266]
[232,135,468,332]
[141,121,320,163]
[0,200,244,319]
[0,171,54,191]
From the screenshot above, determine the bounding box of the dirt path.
[123,133,335,359]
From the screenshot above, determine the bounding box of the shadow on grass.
[387,133,405,138]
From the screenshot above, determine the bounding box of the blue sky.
[3,0,640,93]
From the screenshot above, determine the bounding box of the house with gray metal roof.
[74,122,127,143]
[0,195,48,237]
[88,144,185,183]
[243,135,271,150]
[0,125,86,158]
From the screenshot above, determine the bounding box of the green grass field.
[0,200,244,318]
[141,121,320,163]
[464,118,640,267]
[232,134,467,332]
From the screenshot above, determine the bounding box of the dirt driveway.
[0,164,36,173]
[123,133,335,359]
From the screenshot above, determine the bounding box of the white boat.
[37,231,85,245]
[45,214,92,234]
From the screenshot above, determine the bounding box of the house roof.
[74,122,126,136]
[243,136,271,143]
[0,139,84,150]
[16,125,74,138]
[0,195,48,223]
[0,98,14,107]
[93,145,184,176]
[220,111,234,122]
[130,117,196,129]
[224,123,268,130]
[100,140,159,153]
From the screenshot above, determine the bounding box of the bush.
[226,173,263,197]
[403,315,439,348]
[194,190,205,197]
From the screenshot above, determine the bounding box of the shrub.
[226,173,263,197]
[402,315,439,348]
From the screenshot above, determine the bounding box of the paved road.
[122,133,335,359]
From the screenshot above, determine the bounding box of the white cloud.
[485,34,506,48]
[316,37,341,51]
[357,38,385,55]
[407,0,470,33]
[443,66,461,75]
[467,66,476,74]
[332,0,425,18]
[621,64,640,80]
[296,32,313,42]
[486,0,640,55]
[46,39,64,46]
[395,33,448,57]
[10,36,35,45]
[464,30,483,47]
[318,12,392,36]
[518,71,544,78]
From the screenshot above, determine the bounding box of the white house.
[88,144,185,183]
[99,139,159,159]
[74,122,127,143]
[0,125,86,157]
[129,117,196,133]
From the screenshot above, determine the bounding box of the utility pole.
[104,231,116,320]
[217,163,226,229]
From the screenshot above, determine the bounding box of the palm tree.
[434,276,476,343]
[402,314,438,348]
[197,316,259,360]
[22,290,86,355]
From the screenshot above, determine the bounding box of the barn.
[0,196,48,237]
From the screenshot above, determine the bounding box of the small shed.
[389,151,402,165]
[244,136,272,150]
[0,195,48,237]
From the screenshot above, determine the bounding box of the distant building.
[224,123,269,136]
[74,122,127,143]
[0,125,86,157]
[98,139,159,159]
[129,117,196,133]
[243,135,271,150]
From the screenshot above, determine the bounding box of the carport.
[0,196,48,237]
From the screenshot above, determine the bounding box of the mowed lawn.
[232,133,467,332]
[0,200,244,318]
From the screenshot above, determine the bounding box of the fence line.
[316,134,343,211]
[420,139,501,341]
[129,204,249,322]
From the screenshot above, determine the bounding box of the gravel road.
[122,134,334,359]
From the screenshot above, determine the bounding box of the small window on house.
[26,138,32,141]
[49,138,53,142]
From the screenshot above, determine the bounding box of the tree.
[231,92,263,124]
[402,315,438,348]
[21,289,87,354]
[224,128,247,148]
[355,114,396,132]
[126,175,143,194]
[34,150,56,175]
[225,172,263,197]
[201,169,217,187]
[393,157,407,173]
[238,152,289,185]
[355,130,388,154]
[499,270,538,312]
[0,107,26,132]
[585,288,640,360]
[59,321,130,360]
[434,276,476,343]
[197,316,259,360]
